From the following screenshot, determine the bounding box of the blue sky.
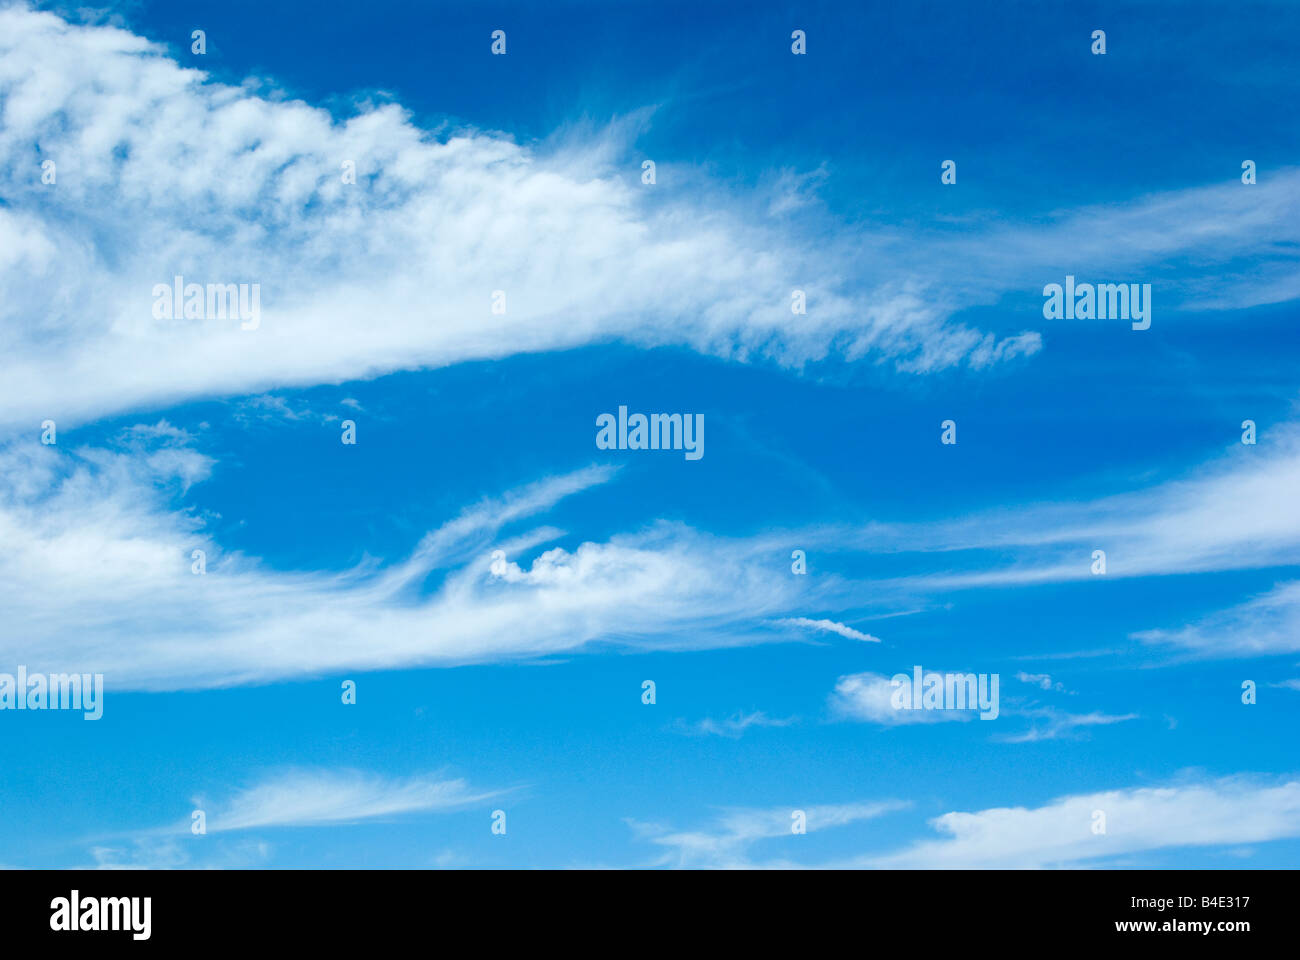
[1,0,1299,868]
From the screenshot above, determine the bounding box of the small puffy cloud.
[828,671,972,725]
[1014,671,1073,693]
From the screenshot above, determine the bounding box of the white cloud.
[8,407,1300,690]
[632,801,906,868]
[197,769,498,832]
[828,671,973,725]
[1015,671,1063,691]
[995,707,1140,743]
[934,176,1300,313]
[230,394,340,427]
[0,435,863,689]
[84,836,270,870]
[830,421,1300,590]
[776,617,880,643]
[830,672,1129,738]
[804,419,1300,660]
[859,776,1300,869]
[72,769,491,868]
[766,164,830,215]
[3,7,1296,434]
[673,711,797,739]
[632,776,1300,869]
[1135,581,1300,657]
[0,4,1049,435]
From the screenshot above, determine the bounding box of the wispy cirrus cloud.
[1015,672,1070,693]
[0,4,1045,435]
[0,432,866,689]
[85,837,270,871]
[8,403,1300,692]
[857,775,1300,869]
[5,6,1300,435]
[839,423,1300,588]
[671,710,797,739]
[775,617,880,643]
[994,707,1140,743]
[192,769,500,833]
[804,419,1300,661]
[631,801,906,868]
[637,775,1300,869]
[76,769,497,869]
[1135,581,1300,657]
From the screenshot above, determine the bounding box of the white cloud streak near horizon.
[198,768,499,833]
[857,776,1300,869]
[631,801,907,868]
[638,775,1300,869]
